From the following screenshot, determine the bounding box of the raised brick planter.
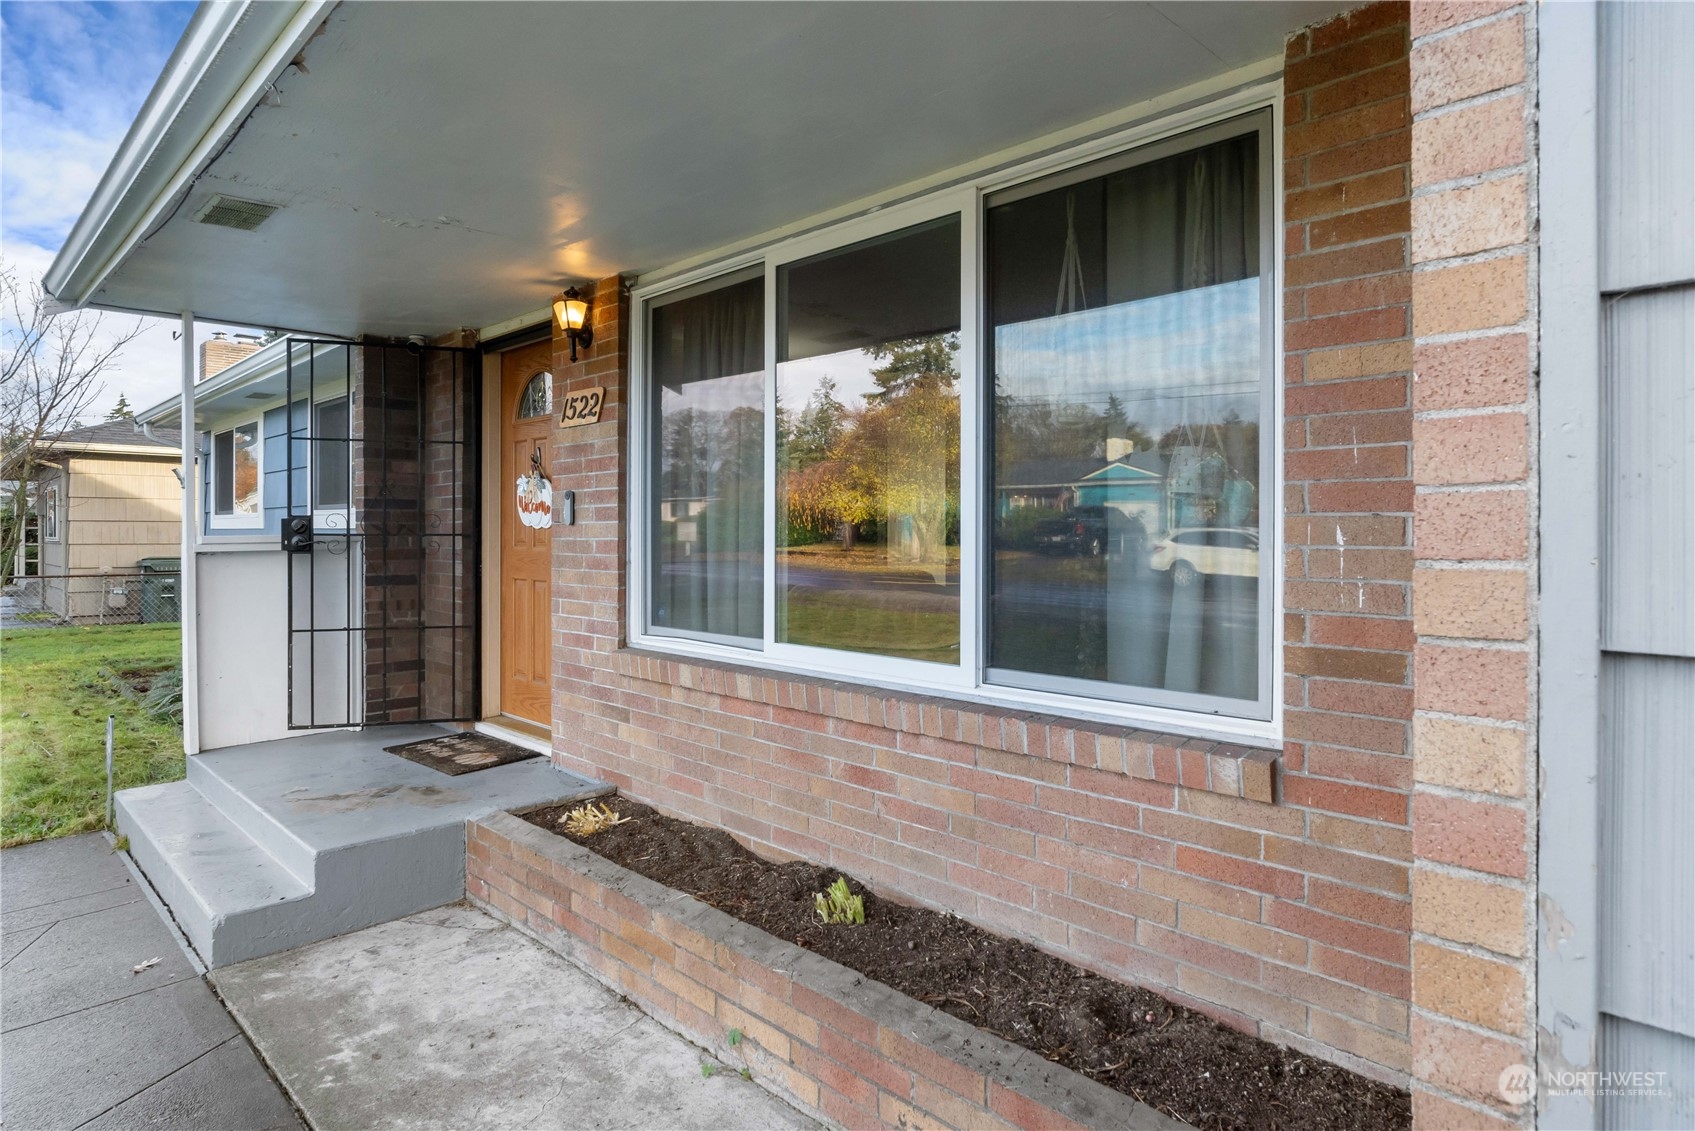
[468,811,1188,1131]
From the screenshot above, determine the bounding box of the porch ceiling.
[64,1,1347,339]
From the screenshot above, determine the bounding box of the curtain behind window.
[650,276,765,641]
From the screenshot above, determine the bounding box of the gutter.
[44,1,336,309]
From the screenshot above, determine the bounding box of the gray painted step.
[116,782,311,967]
[118,725,610,967]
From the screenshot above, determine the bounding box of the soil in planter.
[522,797,1410,1131]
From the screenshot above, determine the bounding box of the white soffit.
[78,1,1349,338]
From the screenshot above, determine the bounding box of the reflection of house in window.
[997,448,1169,533]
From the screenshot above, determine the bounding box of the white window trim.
[627,84,1284,747]
[208,418,264,529]
[41,483,59,542]
[308,391,354,531]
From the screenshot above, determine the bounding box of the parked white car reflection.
[1148,527,1259,586]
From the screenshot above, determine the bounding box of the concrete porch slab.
[214,904,820,1131]
[117,724,609,967]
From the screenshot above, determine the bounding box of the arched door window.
[517,371,552,419]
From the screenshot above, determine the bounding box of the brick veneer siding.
[355,342,425,721]
[1405,3,1538,1128]
[356,336,478,722]
[468,812,1186,1131]
[537,3,1426,1086]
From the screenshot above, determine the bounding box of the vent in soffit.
[193,195,280,231]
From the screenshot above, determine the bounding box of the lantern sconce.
[552,286,593,362]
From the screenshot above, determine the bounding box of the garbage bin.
[137,557,181,623]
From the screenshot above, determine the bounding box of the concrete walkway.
[0,833,300,1130]
[213,904,820,1131]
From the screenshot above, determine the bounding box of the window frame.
[41,482,59,542]
[627,86,1283,745]
[208,418,264,530]
[309,391,354,530]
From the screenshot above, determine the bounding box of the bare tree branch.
[1,263,147,584]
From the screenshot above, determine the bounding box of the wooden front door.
[498,342,555,725]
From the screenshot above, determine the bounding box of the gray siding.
[1599,0,1695,293]
[1596,3,1695,1126]
[1601,288,1695,656]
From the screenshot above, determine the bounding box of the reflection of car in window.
[1148,527,1260,586]
[1031,506,1149,558]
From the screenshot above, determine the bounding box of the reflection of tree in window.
[775,215,962,663]
[232,426,260,514]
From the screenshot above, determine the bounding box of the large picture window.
[635,107,1275,729]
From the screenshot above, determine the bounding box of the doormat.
[385,732,542,776]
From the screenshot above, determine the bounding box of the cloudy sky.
[2,0,253,418]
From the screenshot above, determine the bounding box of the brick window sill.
[610,648,1279,805]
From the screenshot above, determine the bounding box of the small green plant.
[814,876,865,925]
[700,1062,717,1079]
[739,1067,752,1081]
[727,1027,743,1048]
[112,834,130,853]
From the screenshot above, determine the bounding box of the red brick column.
[1405,3,1538,1127]
[1281,1,1416,1080]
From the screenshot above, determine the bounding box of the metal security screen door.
[284,338,481,728]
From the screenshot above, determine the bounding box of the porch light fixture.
[553,286,593,361]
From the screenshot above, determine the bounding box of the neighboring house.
[29,421,182,621]
[44,3,1693,1129]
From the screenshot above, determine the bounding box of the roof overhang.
[48,1,1350,339]
[45,441,182,459]
[136,336,350,428]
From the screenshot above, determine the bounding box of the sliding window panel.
[775,216,962,664]
[985,115,1272,716]
[648,274,766,644]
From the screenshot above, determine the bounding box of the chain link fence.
[2,569,181,627]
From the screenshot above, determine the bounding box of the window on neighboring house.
[312,395,352,526]
[633,108,1275,729]
[41,483,59,542]
[210,420,262,528]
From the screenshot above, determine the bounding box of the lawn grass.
[782,588,959,664]
[1,623,184,846]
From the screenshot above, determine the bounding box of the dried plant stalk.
[560,801,632,836]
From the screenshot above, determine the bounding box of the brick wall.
[1279,0,1417,1080]
[356,337,478,722]
[539,2,1430,1086]
[1404,3,1538,1127]
[468,811,1176,1131]
[355,343,425,721]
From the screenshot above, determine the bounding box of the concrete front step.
[116,725,610,968]
[116,782,312,967]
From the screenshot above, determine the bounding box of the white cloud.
[2,0,251,421]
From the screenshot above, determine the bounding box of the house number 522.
[559,386,605,428]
